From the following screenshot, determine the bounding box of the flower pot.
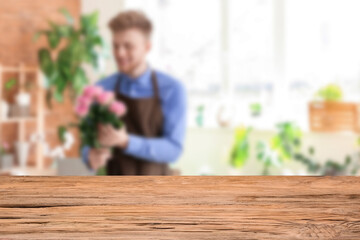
[16,91,31,106]
[0,154,14,169]
[15,141,30,168]
[309,101,359,132]
[1,100,9,119]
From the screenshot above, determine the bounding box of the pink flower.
[109,101,126,117]
[82,85,104,99]
[75,95,92,117]
[75,103,90,117]
[76,95,92,107]
[96,92,114,105]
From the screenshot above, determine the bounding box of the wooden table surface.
[0,176,360,239]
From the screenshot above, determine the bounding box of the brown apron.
[106,71,173,175]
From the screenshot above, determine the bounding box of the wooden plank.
[0,176,360,239]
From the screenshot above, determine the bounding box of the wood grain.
[0,176,360,239]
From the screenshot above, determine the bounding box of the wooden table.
[0,176,359,239]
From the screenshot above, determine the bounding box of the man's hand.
[98,124,129,149]
[88,148,111,171]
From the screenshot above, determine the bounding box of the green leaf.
[81,11,99,35]
[73,68,88,95]
[46,29,60,49]
[33,32,41,42]
[88,11,99,27]
[5,78,17,90]
[57,25,72,37]
[59,8,74,25]
[54,89,64,102]
[58,126,67,143]
[53,76,67,102]
[229,127,251,168]
[38,48,54,76]
[308,147,315,155]
[57,49,72,78]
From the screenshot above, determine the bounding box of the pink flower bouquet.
[73,85,127,149]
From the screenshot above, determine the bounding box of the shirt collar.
[120,65,152,87]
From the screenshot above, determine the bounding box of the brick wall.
[0,0,81,167]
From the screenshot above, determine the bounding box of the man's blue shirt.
[81,67,187,171]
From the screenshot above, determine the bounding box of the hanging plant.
[35,8,106,106]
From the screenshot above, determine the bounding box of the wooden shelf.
[1,117,36,123]
[0,63,45,170]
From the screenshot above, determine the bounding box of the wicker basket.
[309,101,360,132]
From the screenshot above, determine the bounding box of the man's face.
[112,28,151,74]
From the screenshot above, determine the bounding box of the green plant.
[316,83,343,101]
[5,78,35,92]
[230,127,251,168]
[270,122,302,161]
[232,122,360,176]
[255,122,302,175]
[35,8,106,105]
[256,142,280,175]
[5,78,17,90]
[265,122,359,175]
[250,103,262,117]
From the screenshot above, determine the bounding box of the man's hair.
[108,10,153,37]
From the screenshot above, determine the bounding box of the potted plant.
[309,83,359,132]
[9,79,34,118]
[1,78,17,119]
[0,142,14,169]
[35,8,106,106]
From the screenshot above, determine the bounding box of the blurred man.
[81,10,187,175]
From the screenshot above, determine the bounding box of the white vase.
[15,141,30,168]
[1,100,9,119]
[15,92,31,106]
[0,154,14,169]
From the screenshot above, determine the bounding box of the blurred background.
[1,0,360,176]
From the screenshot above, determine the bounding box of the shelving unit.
[0,63,45,170]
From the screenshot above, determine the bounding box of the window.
[286,0,360,100]
[124,0,360,129]
[125,0,222,94]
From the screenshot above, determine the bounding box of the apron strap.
[151,71,161,101]
[114,73,122,97]
[114,70,161,100]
